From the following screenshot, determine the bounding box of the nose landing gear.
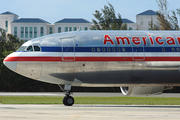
[58,84,74,106]
[63,95,74,106]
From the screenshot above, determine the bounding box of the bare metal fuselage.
[4,31,180,87]
[14,61,180,87]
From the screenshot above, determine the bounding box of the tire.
[63,96,68,105]
[63,96,74,106]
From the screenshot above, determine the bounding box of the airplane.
[3,30,180,106]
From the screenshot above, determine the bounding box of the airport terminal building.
[0,10,158,41]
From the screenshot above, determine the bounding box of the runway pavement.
[0,104,180,120]
[0,92,180,97]
[1,93,180,119]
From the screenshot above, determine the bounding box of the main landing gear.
[58,84,74,106]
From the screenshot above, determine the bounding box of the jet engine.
[120,86,174,96]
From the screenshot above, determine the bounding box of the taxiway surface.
[0,92,180,97]
[0,104,180,120]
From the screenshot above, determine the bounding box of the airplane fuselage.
[3,30,180,87]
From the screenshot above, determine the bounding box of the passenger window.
[97,48,101,52]
[122,47,126,52]
[34,46,41,51]
[107,47,111,52]
[102,47,106,52]
[112,47,116,52]
[162,47,165,52]
[117,47,121,52]
[177,48,180,52]
[26,45,33,51]
[92,47,95,52]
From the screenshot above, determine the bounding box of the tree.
[6,34,24,51]
[91,2,123,30]
[149,18,159,30]
[155,0,180,30]
[0,29,7,52]
[170,10,179,30]
[120,23,127,30]
[0,30,24,82]
[0,29,7,76]
[155,0,172,30]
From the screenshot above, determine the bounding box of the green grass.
[0,96,180,105]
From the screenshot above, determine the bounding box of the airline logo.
[103,35,180,45]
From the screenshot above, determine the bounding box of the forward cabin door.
[129,34,145,61]
[61,37,75,61]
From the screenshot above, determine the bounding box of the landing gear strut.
[58,84,74,106]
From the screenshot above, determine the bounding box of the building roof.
[1,11,18,16]
[137,10,157,15]
[12,18,50,24]
[101,18,134,24]
[55,18,91,23]
[122,19,134,23]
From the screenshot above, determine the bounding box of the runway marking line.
[68,105,93,120]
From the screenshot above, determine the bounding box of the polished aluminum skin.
[4,31,180,87]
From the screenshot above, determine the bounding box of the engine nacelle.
[120,86,173,96]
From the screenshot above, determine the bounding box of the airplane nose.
[3,57,17,72]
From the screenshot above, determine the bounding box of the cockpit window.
[17,45,41,52]
[26,45,33,51]
[17,46,27,51]
[34,46,41,51]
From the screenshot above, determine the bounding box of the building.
[11,18,51,41]
[0,10,159,41]
[0,11,19,34]
[0,11,91,41]
[122,18,136,30]
[54,18,91,33]
[136,10,159,30]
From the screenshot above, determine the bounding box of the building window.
[21,27,24,38]
[49,27,52,34]
[140,21,143,25]
[5,21,8,31]
[41,27,44,36]
[58,27,61,33]
[85,27,88,30]
[74,27,77,31]
[129,27,132,30]
[34,27,37,38]
[14,27,17,37]
[30,27,33,38]
[65,27,68,32]
[69,27,72,31]
[25,27,28,38]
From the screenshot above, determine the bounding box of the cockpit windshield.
[17,46,27,51]
[17,45,41,52]
[26,45,33,51]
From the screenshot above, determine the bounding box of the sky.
[0,0,180,24]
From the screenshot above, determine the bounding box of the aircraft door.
[61,37,75,61]
[131,37,145,60]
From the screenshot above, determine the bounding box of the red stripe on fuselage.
[4,56,180,62]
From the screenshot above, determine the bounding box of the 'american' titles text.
[103,35,180,45]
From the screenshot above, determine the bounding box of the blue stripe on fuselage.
[16,47,180,52]
[39,47,180,52]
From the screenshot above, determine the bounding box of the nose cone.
[3,56,17,72]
